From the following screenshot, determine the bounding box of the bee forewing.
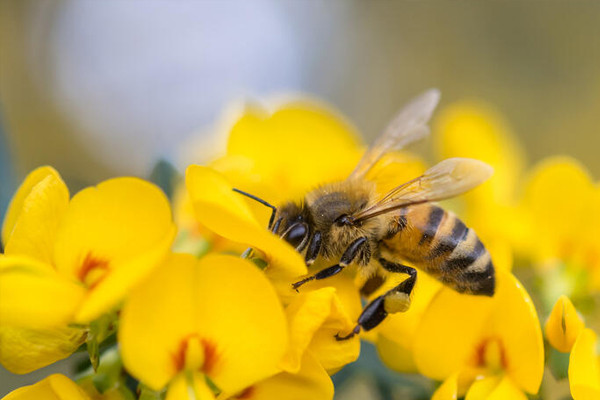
[350,88,441,179]
[425,158,494,188]
[354,157,493,220]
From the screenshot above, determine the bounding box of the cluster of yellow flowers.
[1,98,599,400]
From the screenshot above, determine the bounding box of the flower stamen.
[172,334,218,374]
[78,253,110,289]
[473,337,508,372]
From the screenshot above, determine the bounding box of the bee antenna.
[232,188,277,228]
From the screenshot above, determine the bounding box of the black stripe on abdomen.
[442,234,486,272]
[419,206,445,245]
[428,217,467,259]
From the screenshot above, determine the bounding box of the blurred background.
[1,0,600,397]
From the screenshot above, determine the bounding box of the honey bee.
[234,89,494,340]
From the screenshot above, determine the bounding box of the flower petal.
[279,286,359,374]
[465,375,527,400]
[488,273,544,394]
[434,102,524,205]
[53,177,176,322]
[120,253,288,394]
[3,167,69,264]
[229,352,333,400]
[522,157,593,261]
[166,373,215,400]
[226,101,362,200]
[413,286,494,380]
[375,270,441,373]
[413,271,544,395]
[0,255,85,328]
[432,373,459,400]
[185,166,306,282]
[2,374,90,400]
[0,324,86,374]
[569,329,600,400]
[545,295,585,353]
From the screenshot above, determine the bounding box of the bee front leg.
[292,237,369,291]
[335,258,417,341]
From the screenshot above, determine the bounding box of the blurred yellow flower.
[545,294,585,353]
[413,270,544,399]
[174,101,363,244]
[520,157,600,289]
[0,166,175,373]
[119,253,288,399]
[545,296,600,399]
[1,374,90,400]
[435,102,600,294]
[569,328,600,399]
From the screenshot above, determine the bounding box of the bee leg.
[292,237,368,291]
[335,259,416,341]
[304,231,322,266]
[378,258,417,314]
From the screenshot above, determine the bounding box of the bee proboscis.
[235,89,495,340]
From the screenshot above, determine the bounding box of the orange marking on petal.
[201,339,218,375]
[235,386,256,399]
[172,334,219,374]
[473,337,508,371]
[78,253,110,289]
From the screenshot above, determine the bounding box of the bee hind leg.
[378,258,417,313]
[335,259,417,341]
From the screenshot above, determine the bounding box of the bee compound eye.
[283,223,308,249]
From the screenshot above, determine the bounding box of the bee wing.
[349,88,441,180]
[354,158,494,220]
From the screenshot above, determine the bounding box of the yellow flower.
[435,102,600,292]
[119,253,289,399]
[373,271,442,373]
[412,270,544,399]
[434,101,525,207]
[545,294,585,353]
[280,285,360,374]
[185,165,306,287]
[219,282,360,400]
[545,296,600,399]
[222,101,363,205]
[174,100,364,250]
[569,328,600,399]
[1,374,90,400]
[222,352,333,400]
[520,157,600,285]
[0,166,175,373]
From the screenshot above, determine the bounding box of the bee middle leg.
[292,237,369,291]
[335,258,417,341]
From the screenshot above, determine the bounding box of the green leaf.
[149,159,182,200]
[86,312,118,371]
[139,383,166,400]
[548,346,570,380]
[250,257,268,270]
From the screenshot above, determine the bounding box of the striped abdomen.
[382,204,495,296]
